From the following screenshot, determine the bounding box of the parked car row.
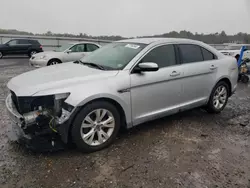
[6,37,238,152]
[0,39,101,66]
[29,42,100,67]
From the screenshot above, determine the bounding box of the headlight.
[54,93,70,100]
[40,55,47,59]
[54,93,70,116]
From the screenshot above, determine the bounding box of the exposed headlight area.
[9,91,72,133]
[39,55,47,59]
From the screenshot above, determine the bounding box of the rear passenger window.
[18,40,30,44]
[29,40,40,45]
[86,44,99,52]
[141,45,176,68]
[179,44,203,63]
[201,47,216,61]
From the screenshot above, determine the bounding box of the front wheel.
[71,101,121,152]
[206,81,229,113]
[47,59,61,66]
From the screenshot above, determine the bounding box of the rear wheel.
[29,50,37,57]
[0,51,3,59]
[206,81,229,113]
[47,59,61,66]
[71,101,121,153]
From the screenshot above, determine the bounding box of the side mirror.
[134,62,159,73]
[66,49,72,53]
[5,43,9,46]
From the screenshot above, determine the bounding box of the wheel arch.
[60,96,130,144]
[215,77,232,96]
[47,58,62,65]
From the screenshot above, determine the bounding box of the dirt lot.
[0,57,250,188]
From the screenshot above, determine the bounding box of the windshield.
[80,42,146,70]
[55,43,73,52]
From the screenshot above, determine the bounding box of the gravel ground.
[1,57,250,188]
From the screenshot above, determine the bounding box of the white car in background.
[220,44,250,59]
[29,42,101,67]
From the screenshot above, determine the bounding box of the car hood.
[7,62,119,96]
[0,44,6,48]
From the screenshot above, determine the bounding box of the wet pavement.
[0,57,250,188]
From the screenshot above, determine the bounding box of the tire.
[0,51,3,59]
[47,59,61,66]
[71,101,121,152]
[28,50,37,57]
[241,75,249,83]
[206,81,229,113]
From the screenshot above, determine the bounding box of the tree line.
[1,28,250,44]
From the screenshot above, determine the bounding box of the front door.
[5,39,20,55]
[177,44,218,109]
[130,44,183,125]
[63,44,86,62]
[17,39,31,54]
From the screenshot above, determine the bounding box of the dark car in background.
[0,39,43,58]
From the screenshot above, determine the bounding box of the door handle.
[210,65,218,70]
[170,71,181,77]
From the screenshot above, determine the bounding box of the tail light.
[40,45,43,49]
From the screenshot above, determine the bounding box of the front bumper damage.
[6,94,75,152]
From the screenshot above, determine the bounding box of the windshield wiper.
[78,60,105,70]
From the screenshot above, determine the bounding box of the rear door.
[130,44,183,125]
[85,43,100,56]
[17,39,31,54]
[177,44,218,109]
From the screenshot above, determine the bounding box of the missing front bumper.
[9,122,65,152]
[6,94,66,152]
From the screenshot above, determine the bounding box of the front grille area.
[10,91,54,115]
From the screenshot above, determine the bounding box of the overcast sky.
[1,0,250,37]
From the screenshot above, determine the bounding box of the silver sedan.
[7,38,238,152]
[29,42,100,67]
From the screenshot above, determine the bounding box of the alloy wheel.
[80,109,115,146]
[30,51,37,56]
[51,61,58,65]
[213,85,228,109]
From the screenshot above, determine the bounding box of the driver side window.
[70,44,85,52]
[141,44,177,68]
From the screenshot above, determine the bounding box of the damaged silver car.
[6,38,238,152]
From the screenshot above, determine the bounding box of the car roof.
[69,42,100,45]
[117,37,197,45]
[11,38,38,41]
